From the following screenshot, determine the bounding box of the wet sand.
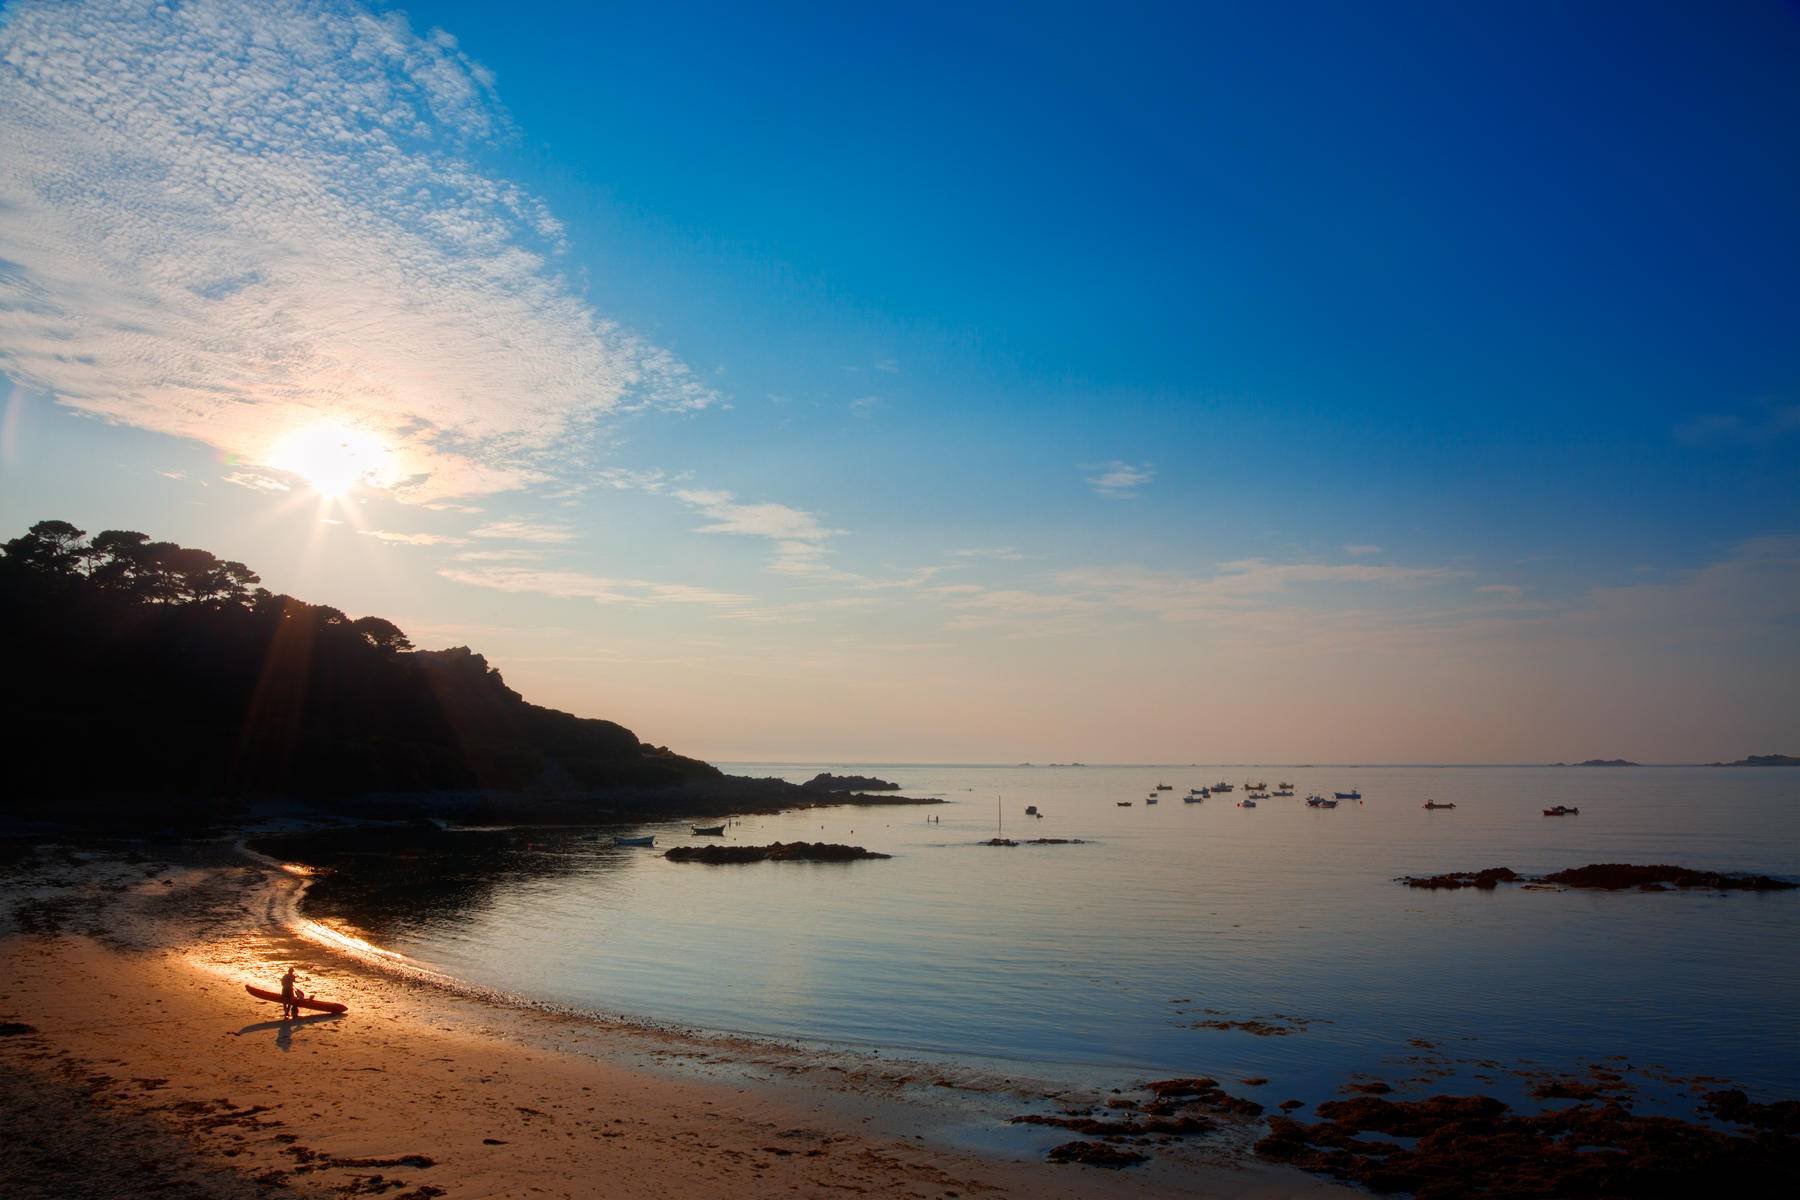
[0,838,1345,1199]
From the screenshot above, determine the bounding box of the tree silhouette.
[1,517,721,817]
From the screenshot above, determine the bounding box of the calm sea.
[287,765,1800,1104]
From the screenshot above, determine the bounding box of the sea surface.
[282,765,1800,1106]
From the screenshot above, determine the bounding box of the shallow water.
[285,765,1800,1103]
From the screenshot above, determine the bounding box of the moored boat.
[1025,804,1038,815]
[1422,801,1455,810]
[614,834,656,847]
[1155,783,1173,790]
[1543,805,1580,817]
[1305,794,1339,808]
[1334,789,1362,800]
[1117,800,1133,806]
[1273,788,1295,797]
[691,824,726,835]
[1241,798,1257,808]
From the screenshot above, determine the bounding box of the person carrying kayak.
[280,967,301,1020]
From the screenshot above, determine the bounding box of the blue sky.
[2,0,1797,760]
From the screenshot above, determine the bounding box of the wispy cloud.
[359,529,469,546]
[675,489,837,542]
[1344,543,1383,557]
[440,566,755,611]
[1059,560,1468,621]
[470,519,576,543]
[1676,401,1800,446]
[453,548,544,562]
[949,547,1034,562]
[221,469,290,493]
[0,0,713,504]
[1085,460,1155,499]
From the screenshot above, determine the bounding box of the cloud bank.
[0,0,712,502]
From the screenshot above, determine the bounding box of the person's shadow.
[233,1013,344,1051]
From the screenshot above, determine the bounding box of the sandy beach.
[0,835,1344,1199]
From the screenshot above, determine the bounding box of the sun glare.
[269,423,391,497]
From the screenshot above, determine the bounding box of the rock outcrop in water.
[798,773,900,793]
[1400,864,1796,891]
[1401,868,1519,890]
[662,842,890,864]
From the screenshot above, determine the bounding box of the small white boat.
[614,834,656,847]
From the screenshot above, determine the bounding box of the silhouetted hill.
[0,518,885,824]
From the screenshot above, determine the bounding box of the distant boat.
[1305,795,1339,808]
[1248,790,1271,800]
[1422,801,1455,810]
[1117,800,1133,807]
[1277,781,1294,789]
[1241,798,1257,808]
[1155,783,1173,791]
[1334,789,1362,800]
[1543,805,1580,817]
[1213,782,1235,793]
[1024,804,1038,815]
[1183,793,1205,803]
[1273,788,1295,797]
[613,834,656,847]
[690,824,726,835]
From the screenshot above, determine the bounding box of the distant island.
[1571,758,1639,767]
[1707,754,1800,767]
[0,519,936,824]
[800,772,900,793]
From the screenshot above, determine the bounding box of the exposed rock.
[799,773,900,793]
[1543,864,1797,891]
[1398,864,1797,892]
[1045,1141,1147,1168]
[1402,868,1518,890]
[663,842,891,864]
[1255,1092,1800,1199]
[1703,1089,1800,1134]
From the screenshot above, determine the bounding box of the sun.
[269,422,391,497]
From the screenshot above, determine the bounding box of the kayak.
[245,984,348,1015]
